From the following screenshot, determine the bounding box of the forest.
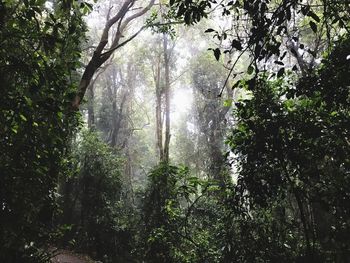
[0,0,349,262]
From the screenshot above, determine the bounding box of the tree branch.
[71,0,155,109]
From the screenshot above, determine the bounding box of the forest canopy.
[0,0,349,262]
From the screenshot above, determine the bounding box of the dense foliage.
[1,0,349,262]
[140,163,224,262]
[0,1,86,261]
[57,130,135,262]
[190,53,230,179]
[170,0,349,67]
[224,36,350,262]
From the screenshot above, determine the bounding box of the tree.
[170,0,349,78]
[141,163,212,262]
[168,0,350,261]
[190,52,232,179]
[72,0,155,109]
[58,130,135,262]
[96,60,142,203]
[0,1,86,261]
[153,33,173,162]
[226,36,350,261]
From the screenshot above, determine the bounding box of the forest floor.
[50,249,95,263]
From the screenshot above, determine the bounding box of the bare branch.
[71,0,155,109]
[100,26,145,58]
[110,0,155,49]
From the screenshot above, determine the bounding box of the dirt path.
[51,249,95,263]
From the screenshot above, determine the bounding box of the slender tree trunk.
[155,54,164,161]
[280,158,313,260]
[209,127,224,179]
[163,33,171,163]
[153,34,172,162]
[123,62,136,205]
[294,190,312,259]
[110,93,127,148]
[124,145,135,205]
[87,83,95,129]
[111,98,118,147]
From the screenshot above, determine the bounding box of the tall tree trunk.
[87,83,95,129]
[162,33,171,163]
[122,62,136,205]
[111,98,118,147]
[155,53,164,161]
[208,125,224,179]
[153,34,172,162]
[124,145,135,206]
[110,93,127,148]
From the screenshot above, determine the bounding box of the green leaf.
[310,21,317,33]
[49,13,56,22]
[274,60,284,66]
[232,80,242,89]
[247,65,254,75]
[308,10,320,23]
[284,243,291,249]
[224,99,232,107]
[232,39,243,50]
[184,12,191,24]
[20,114,27,122]
[301,5,310,16]
[37,0,46,5]
[277,67,285,78]
[204,28,215,33]
[213,48,221,61]
[24,96,32,106]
